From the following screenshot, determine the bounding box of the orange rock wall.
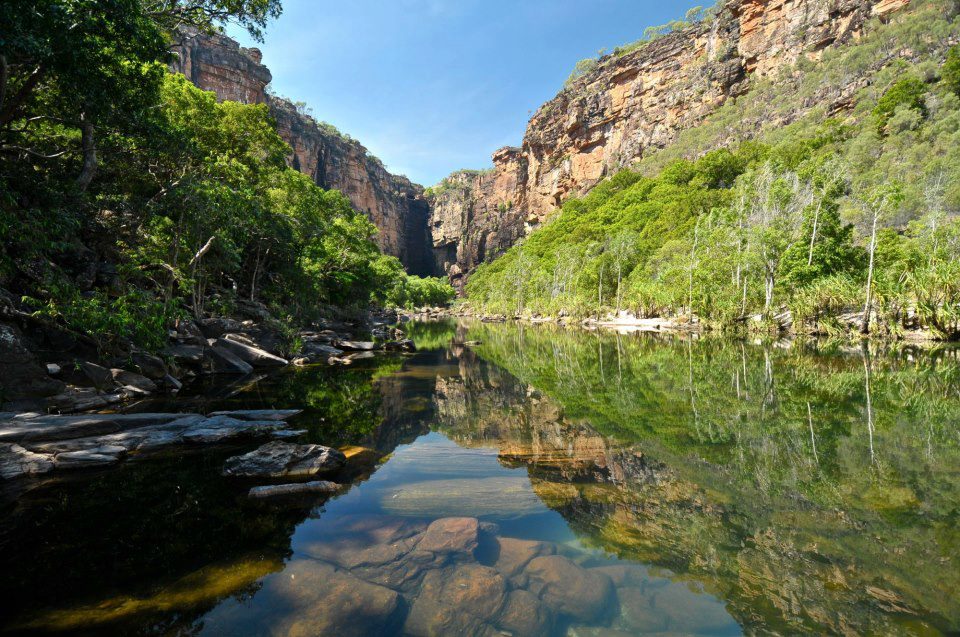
[429,0,911,287]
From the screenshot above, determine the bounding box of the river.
[1,320,958,636]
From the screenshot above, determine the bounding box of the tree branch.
[189,235,217,267]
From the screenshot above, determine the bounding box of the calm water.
[1,321,959,636]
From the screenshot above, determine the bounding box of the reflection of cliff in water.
[436,331,960,635]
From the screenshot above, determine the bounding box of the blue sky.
[228,1,701,186]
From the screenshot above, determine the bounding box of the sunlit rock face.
[427,0,910,286]
[170,30,435,275]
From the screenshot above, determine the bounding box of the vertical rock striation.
[428,0,911,288]
[171,29,435,275]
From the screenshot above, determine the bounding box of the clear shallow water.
[1,320,958,636]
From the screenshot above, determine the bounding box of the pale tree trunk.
[807,200,822,266]
[688,220,700,318]
[861,210,879,334]
[597,262,604,317]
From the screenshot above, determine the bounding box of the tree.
[743,164,813,316]
[943,45,960,97]
[609,230,638,314]
[873,76,927,135]
[858,183,904,334]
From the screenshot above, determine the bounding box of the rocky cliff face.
[429,0,910,288]
[171,30,434,275]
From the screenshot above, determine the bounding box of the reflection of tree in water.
[0,450,300,634]
[0,354,434,634]
[449,322,960,635]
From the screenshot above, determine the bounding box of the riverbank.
[0,294,418,414]
[404,305,949,342]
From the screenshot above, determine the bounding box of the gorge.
[172,0,912,288]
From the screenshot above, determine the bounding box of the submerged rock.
[404,564,508,637]
[418,516,479,556]
[222,441,346,479]
[493,537,556,581]
[269,560,403,637]
[524,555,615,623]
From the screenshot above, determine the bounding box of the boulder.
[0,322,65,401]
[269,560,403,637]
[130,351,168,380]
[173,319,206,345]
[203,345,254,375]
[164,344,205,365]
[383,339,416,352]
[110,369,157,393]
[248,481,339,499]
[222,441,346,479]
[198,317,243,338]
[524,555,615,623]
[214,337,288,368]
[79,361,116,391]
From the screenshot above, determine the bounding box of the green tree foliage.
[873,76,928,134]
[0,0,424,351]
[941,45,960,96]
[469,4,960,339]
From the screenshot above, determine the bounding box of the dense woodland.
[467,0,960,340]
[0,0,454,353]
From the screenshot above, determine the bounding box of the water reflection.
[1,321,958,635]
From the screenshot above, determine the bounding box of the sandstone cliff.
[171,30,434,275]
[429,0,911,288]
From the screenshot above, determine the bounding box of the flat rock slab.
[204,345,254,374]
[207,409,302,421]
[248,481,339,499]
[214,338,288,368]
[222,441,346,479]
[0,410,300,480]
[0,413,203,444]
[0,443,55,479]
